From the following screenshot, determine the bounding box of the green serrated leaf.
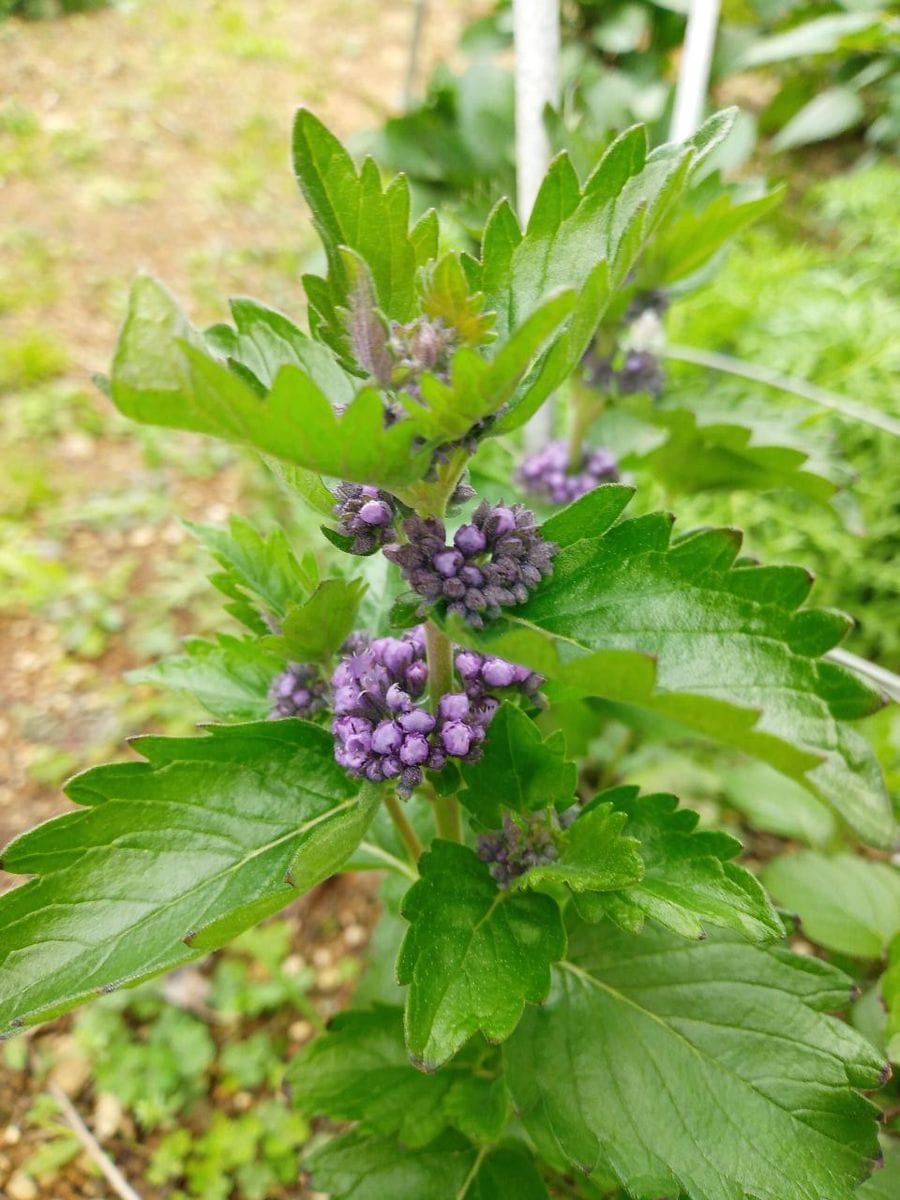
[573,788,784,941]
[288,1007,508,1147]
[762,852,900,959]
[397,841,566,1070]
[420,253,495,347]
[456,494,893,847]
[111,277,435,490]
[0,723,376,1035]
[267,577,366,663]
[129,634,282,721]
[459,704,577,827]
[515,803,644,897]
[505,922,885,1200]
[857,1141,900,1200]
[292,109,420,330]
[185,514,313,624]
[306,1132,549,1200]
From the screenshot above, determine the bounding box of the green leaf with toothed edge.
[571,787,784,941]
[128,633,281,721]
[458,703,578,828]
[397,841,566,1071]
[504,922,886,1200]
[111,276,435,490]
[0,722,378,1037]
[184,513,317,627]
[287,1007,509,1148]
[447,486,893,848]
[305,1132,550,1200]
[265,577,367,664]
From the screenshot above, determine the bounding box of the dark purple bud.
[434,549,463,577]
[359,499,392,526]
[482,657,517,688]
[454,524,486,556]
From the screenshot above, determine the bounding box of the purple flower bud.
[491,506,516,536]
[400,733,430,765]
[359,499,392,526]
[439,692,469,721]
[481,657,517,688]
[434,549,463,577]
[385,683,412,711]
[454,524,486,556]
[399,708,436,734]
[441,720,473,757]
[372,720,403,754]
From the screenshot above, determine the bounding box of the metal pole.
[402,0,429,109]
[514,0,561,449]
[669,0,721,142]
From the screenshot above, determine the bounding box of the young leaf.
[129,634,282,721]
[455,495,893,847]
[505,922,885,1200]
[458,703,577,827]
[306,1132,549,1200]
[292,109,424,337]
[397,841,566,1070]
[514,803,644,897]
[572,788,784,941]
[185,513,315,625]
[0,723,377,1035]
[111,277,435,490]
[288,1007,508,1147]
[266,577,367,663]
[762,852,900,959]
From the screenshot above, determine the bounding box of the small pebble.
[7,1172,39,1200]
[311,947,332,969]
[316,966,343,993]
[343,923,367,948]
[289,1020,313,1042]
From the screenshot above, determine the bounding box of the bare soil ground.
[0,0,478,856]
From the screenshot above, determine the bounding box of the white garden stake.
[514,0,561,451]
[670,0,721,142]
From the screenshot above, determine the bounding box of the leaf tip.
[408,1052,437,1075]
[877,1061,892,1088]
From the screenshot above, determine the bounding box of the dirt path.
[0,0,478,861]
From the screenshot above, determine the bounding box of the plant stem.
[384,790,424,862]
[424,619,462,842]
[567,381,602,471]
[424,619,454,708]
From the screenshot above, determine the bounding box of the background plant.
[0,91,897,1200]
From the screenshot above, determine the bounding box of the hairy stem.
[567,381,603,471]
[384,790,424,862]
[424,619,462,842]
[425,619,454,708]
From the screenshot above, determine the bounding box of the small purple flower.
[268,663,329,719]
[454,650,543,701]
[617,350,664,396]
[476,811,564,888]
[517,439,620,506]
[333,483,398,555]
[384,501,557,630]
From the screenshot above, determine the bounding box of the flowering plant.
[0,111,895,1199]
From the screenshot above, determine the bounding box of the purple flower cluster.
[455,649,543,701]
[617,349,665,396]
[269,663,329,719]
[516,439,620,506]
[331,629,493,796]
[384,501,557,629]
[476,806,579,888]
[333,483,397,555]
